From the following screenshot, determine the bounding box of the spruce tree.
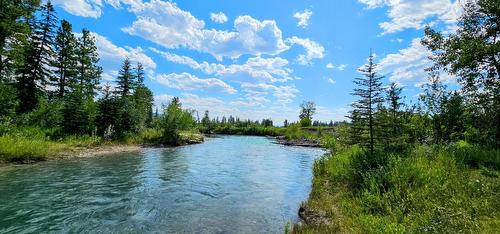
[0,0,39,78]
[51,19,77,99]
[387,82,404,141]
[350,52,384,154]
[17,0,57,112]
[76,29,101,99]
[115,58,135,97]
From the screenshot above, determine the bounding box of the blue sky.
[51,0,461,124]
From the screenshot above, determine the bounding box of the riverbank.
[292,142,500,233]
[0,128,204,164]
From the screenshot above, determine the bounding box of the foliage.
[422,0,500,147]
[299,101,316,127]
[294,144,500,233]
[350,52,384,154]
[161,97,197,145]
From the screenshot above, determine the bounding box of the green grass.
[0,127,168,163]
[293,143,500,233]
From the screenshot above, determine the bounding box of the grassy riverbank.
[293,141,500,233]
[0,127,203,163]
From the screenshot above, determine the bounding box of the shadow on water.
[0,135,324,233]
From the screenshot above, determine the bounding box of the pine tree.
[51,19,77,99]
[115,58,135,97]
[76,29,101,99]
[17,0,57,112]
[350,52,384,154]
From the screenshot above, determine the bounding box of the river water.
[0,135,324,233]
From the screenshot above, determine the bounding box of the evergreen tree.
[350,52,384,154]
[62,87,87,134]
[135,62,145,86]
[51,19,77,99]
[0,0,39,78]
[115,58,134,97]
[17,0,57,112]
[386,82,404,143]
[76,29,101,99]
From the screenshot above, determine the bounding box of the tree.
[350,52,384,154]
[62,87,88,134]
[0,84,19,122]
[162,97,196,145]
[51,19,77,99]
[0,0,39,78]
[115,58,134,97]
[76,29,101,99]
[201,110,212,133]
[299,101,316,127]
[420,74,448,144]
[422,0,500,146]
[386,82,404,140]
[284,119,289,127]
[133,85,153,130]
[17,0,57,112]
[135,62,145,86]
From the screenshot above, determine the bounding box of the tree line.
[348,0,499,153]
[0,1,153,140]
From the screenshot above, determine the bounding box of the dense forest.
[0,0,499,233]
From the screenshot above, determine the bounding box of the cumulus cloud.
[51,0,103,18]
[241,82,299,105]
[154,72,237,94]
[293,9,313,28]
[377,38,455,86]
[286,36,325,65]
[210,12,228,23]
[122,1,289,60]
[358,0,461,34]
[151,48,294,83]
[91,32,156,69]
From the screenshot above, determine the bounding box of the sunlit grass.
[294,143,500,233]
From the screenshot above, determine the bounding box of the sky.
[50,0,462,124]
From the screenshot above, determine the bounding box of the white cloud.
[378,38,455,86]
[210,12,228,23]
[326,63,347,71]
[151,48,294,83]
[293,9,313,28]
[122,1,289,60]
[286,36,325,65]
[91,32,156,69]
[358,0,461,34]
[241,82,299,105]
[52,0,103,18]
[154,72,237,94]
[327,78,336,85]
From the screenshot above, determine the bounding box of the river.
[0,135,324,233]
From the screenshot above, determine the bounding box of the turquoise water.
[0,135,324,233]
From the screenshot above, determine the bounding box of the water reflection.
[0,136,324,233]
